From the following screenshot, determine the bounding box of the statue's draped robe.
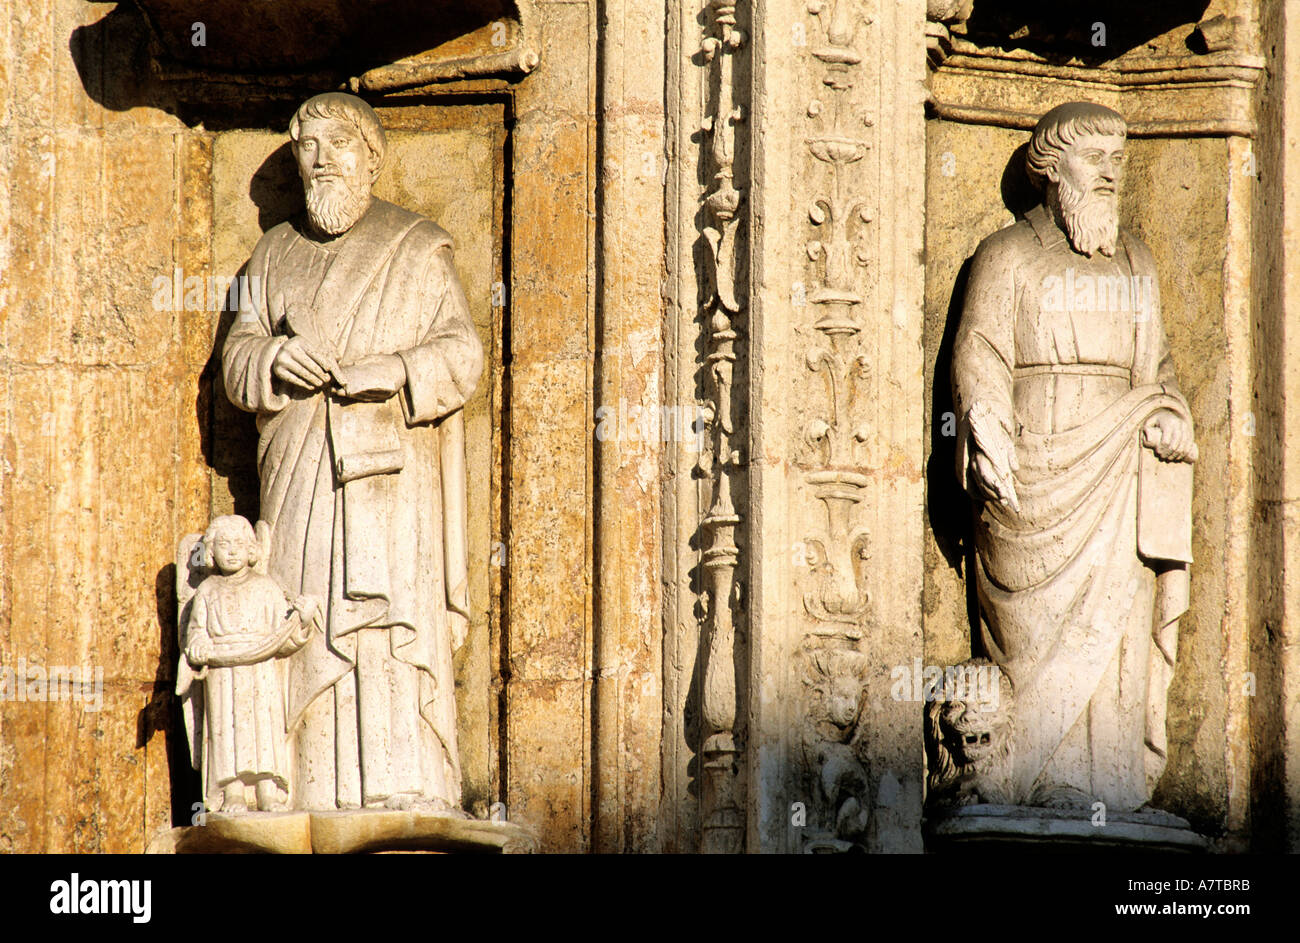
[185,571,294,807]
[223,199,483,809]
[952,204,1191,811]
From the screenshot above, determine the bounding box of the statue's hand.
[273,336,339,391]
[333,355,406,402]
[186,636,211,667]
[970,449,1020,512]
[291,594,320,625]
[1142,409,1197,463]
[965,402,1020,512]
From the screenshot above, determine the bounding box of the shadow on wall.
[203,142,307,526]
[926,142,1040,657]
[71,4,321,128]
[961,1,1213,61]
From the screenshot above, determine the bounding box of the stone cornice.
[929,44,1265,137]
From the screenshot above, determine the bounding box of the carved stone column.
[751,0,927,854]
[665,0,927,854]
[695,0,749,855]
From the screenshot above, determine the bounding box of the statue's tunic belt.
[1013,363,1130,380]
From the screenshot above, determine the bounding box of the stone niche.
[923,0,1279,849]
[151,2,584,850]
[205,103,507,821]
[0,0,604,854]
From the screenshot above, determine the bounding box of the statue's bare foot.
[254,779,287,812]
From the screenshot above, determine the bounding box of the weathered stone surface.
[147,812,314,855]
[4,0,1300,858]
[146,808,537,854]
[925,804,1209,853]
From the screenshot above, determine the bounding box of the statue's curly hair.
[289,92,387,173]
[1025,101,1126,189]
[201,515,258,569]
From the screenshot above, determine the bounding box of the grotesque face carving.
[805,649,866,746]
[925,659,1015,806]
[936,697,1009,768]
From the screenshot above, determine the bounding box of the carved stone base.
[146,810,538,855]
[924,805,1208,853]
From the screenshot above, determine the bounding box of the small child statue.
[176,515,318,814]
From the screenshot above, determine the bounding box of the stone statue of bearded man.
[223,92,483,813]
[951,102,1195,812]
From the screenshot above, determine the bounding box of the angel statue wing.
[175,532,207,773]
[253,519,273,576]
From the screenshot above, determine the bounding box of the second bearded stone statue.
[221,92,483,814]
[950,102,1195,813]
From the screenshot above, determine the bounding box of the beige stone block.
[0,364,10,637]
[6,131,56,363]
[54,0,108,131]
[507,359,589,681]
[0,134,11,319]
[178,132,216,373]
[101,133,178,364]
[0,698,48,852]
[95,367,176,683]
[8,0,55,129]
[0,0,11,130]
[51,130,103,363]
[511,115,591,363]
[529,3,591,120]
[174,367,212,550]
[7,369,54,662]
[504,677,587,851]
[43,367,101,674]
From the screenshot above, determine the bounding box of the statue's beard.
[303,174,372,237]
[1051,177,1119,258]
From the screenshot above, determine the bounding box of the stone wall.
[0,1,202,852]
[2,0,1299,855]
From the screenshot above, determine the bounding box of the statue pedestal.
[924,804,1207,853]
[147,809,538,854]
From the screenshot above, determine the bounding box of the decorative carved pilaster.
[697,0,747,855]
[795,0,875,853]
